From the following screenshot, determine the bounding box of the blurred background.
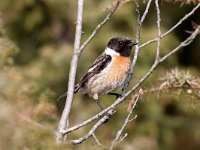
[0,0,200,149]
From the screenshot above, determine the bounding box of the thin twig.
[122,0,153,95]
[61,25,200,136]
[128,26,200,95]
[79,0,121,53]
[155,0,161,60]
[92,134,107,148]
[122,0,141,96]
[109,90,141,150]
[56,0,84,144]
[159,26,200,63]
[60,106,114,135]
[140,0,153,24]
[92,134,101,146]
[140,3,200,48]
[115,133,128,144]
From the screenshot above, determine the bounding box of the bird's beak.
[128,41,138,47]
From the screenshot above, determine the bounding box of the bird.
[58,37,137,110]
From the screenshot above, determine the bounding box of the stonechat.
[58,37,137,110]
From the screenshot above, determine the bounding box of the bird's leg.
[93,94,112,123]
[57,92,68,101]
[95,99,104,111]
[93,94,104,111]
[108,92,122,99]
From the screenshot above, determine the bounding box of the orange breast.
[106,56,131,81]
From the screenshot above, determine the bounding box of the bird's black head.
[107,37,137,57]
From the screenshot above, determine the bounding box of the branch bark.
[56,0,84,144]
[140,3,200,48]
[155,0,161,60]
[109,90,142,150]
[72,109,115,144]
[122,0,153,95]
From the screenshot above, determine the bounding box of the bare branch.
[61,107,115,135]
[92,134,101,146]
[72,109,115,145]
[122,0,153,95]
[56,0,84,144]
[128,25,200,96]
[79,0,121,53]
[116,133,128,144]
[140,3,200,48]
[140,0,153,24]
[159,26,200,63]
[155,0,161,60]
[92,134,107,148]
[128,68,200,110]
[109,90,142,150]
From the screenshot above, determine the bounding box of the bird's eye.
[118,41,122,45]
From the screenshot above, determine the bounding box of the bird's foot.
[108,92,122,99]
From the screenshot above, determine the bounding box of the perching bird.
[58,37,137,110]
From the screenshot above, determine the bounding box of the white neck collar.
[105,47,120,56]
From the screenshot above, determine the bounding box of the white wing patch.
[88,65,96,72]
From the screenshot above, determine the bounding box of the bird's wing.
[74,53,112,93]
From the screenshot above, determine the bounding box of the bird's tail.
[57,92,68,101]
[57,84,81,101]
